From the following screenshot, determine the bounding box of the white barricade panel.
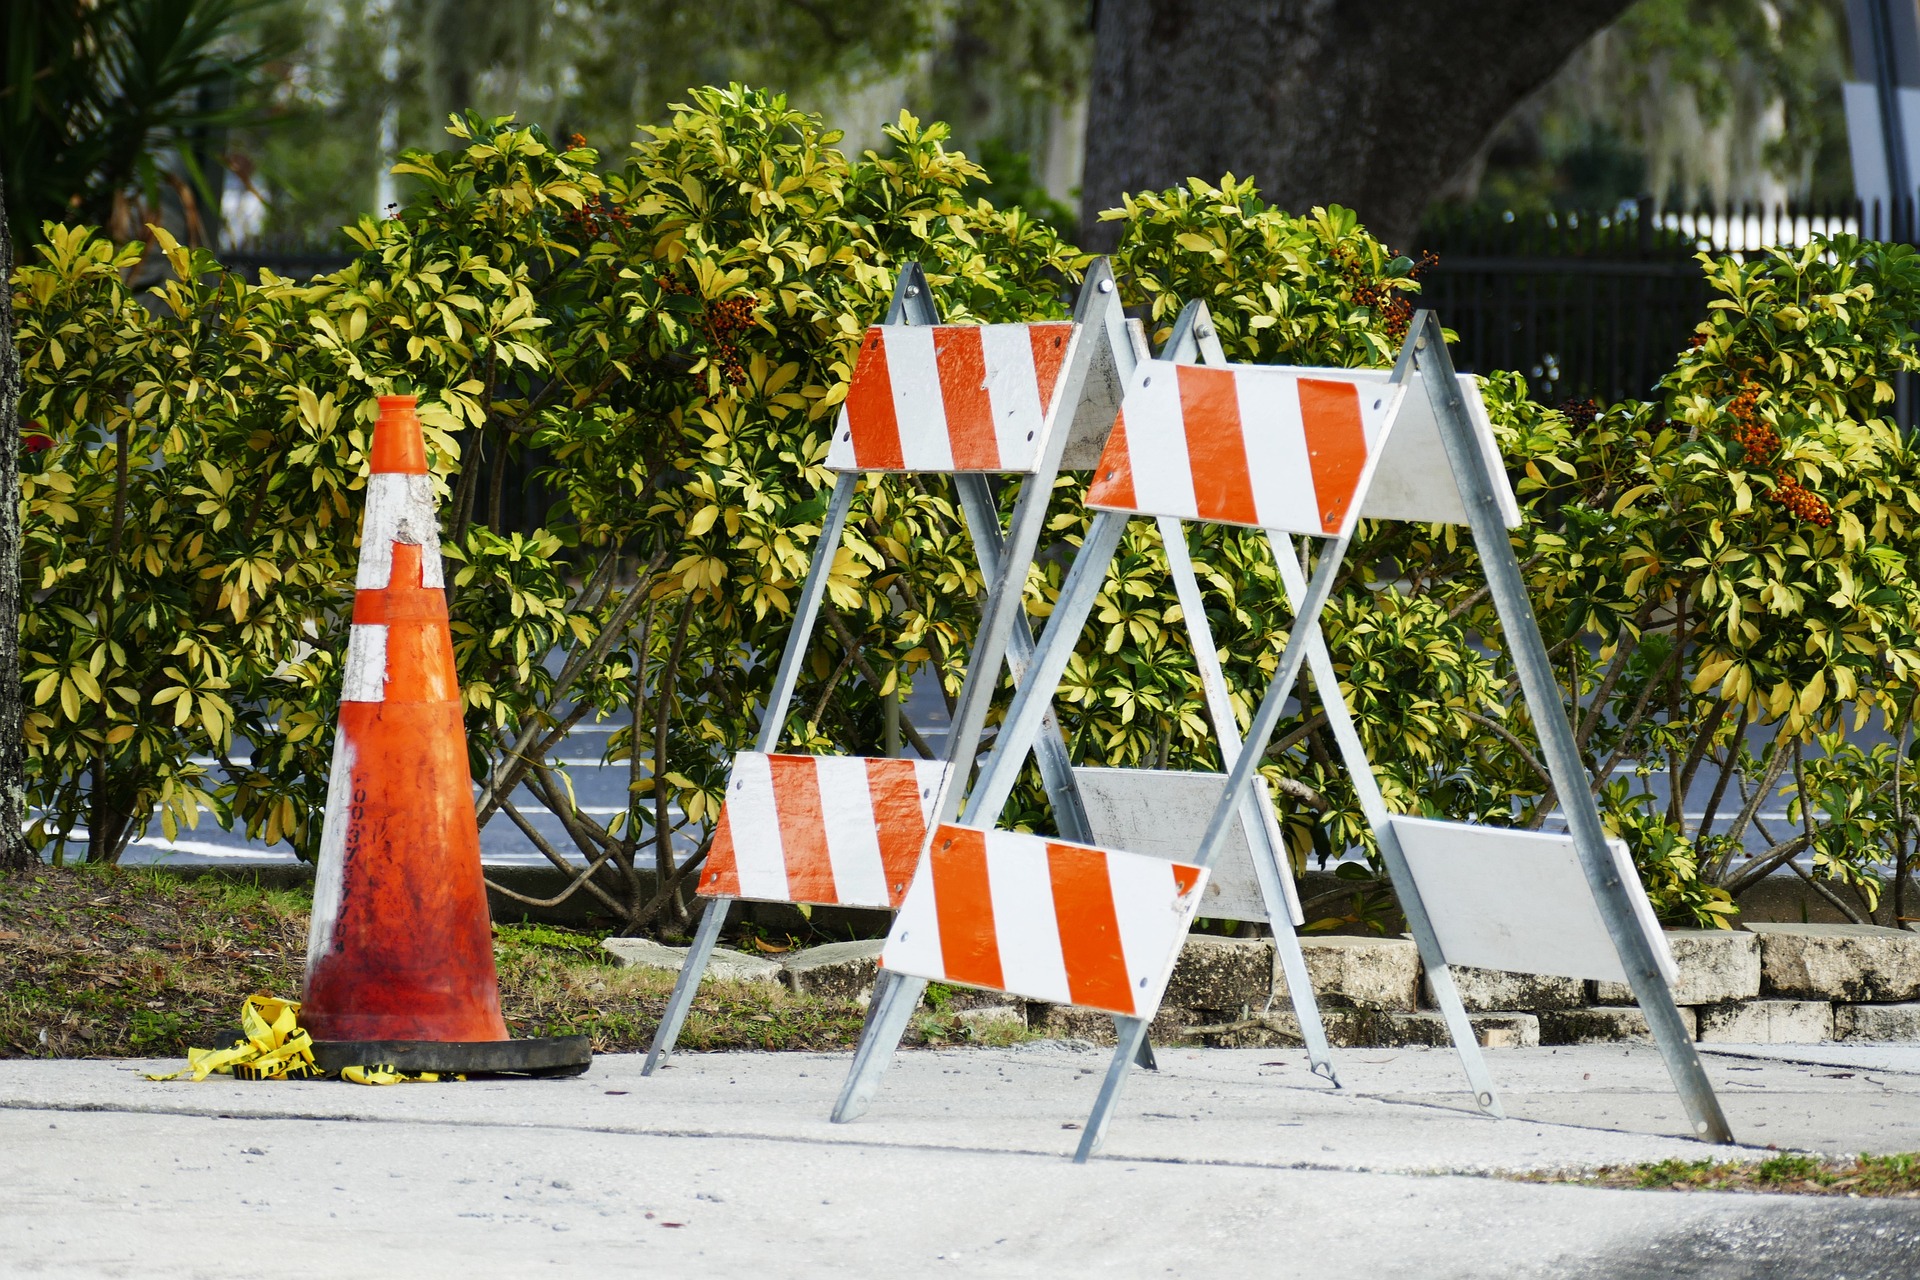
[829,322,1074,474]
[1073,767,1270,922]
[1360,371,1521,529]
[882,824,1208,1016]
[1085,361,1400,536]
[1389,816,1677,985]
[1057,317,1150,470]
[702,752,951,909]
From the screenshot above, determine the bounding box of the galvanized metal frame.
[1264,529,1502,1116]
[1400,310,1733,1143]
[831,300,1349,1143]
[832,267,1151,1122]
[1150,311,1730,1148]
[840,306,1734,1157]
[648,262,1140,1076]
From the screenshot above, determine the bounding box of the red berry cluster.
[1727,387,1778,457]
[1727,381,1832,528]
[656,274,755,385]
[564,199,633,243]
[702,296,757,386]
[1558,397,1600,431]
[1335,248,1437,344]
[1773,475,1832,525]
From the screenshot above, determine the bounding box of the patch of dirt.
[1,867,307,1058]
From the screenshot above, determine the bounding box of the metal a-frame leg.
[1409,311,1733,1144]
[1061,535,1350,1157]
[755,474,860,756]
[1160,517,1337,1085]
[956,299,1216,830]
[1267,531,1501,1116]
[832,968,926,1121]
[833,517,1151,1123]
[953,475,1096,844]
[644,471,860,1074]
[1190,536,1353,872]
[642,895,730,1074]
[1074,1014,1152,1162]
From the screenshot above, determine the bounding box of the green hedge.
[18,85,1920,930]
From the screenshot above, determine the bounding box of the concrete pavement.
[5,1042,1920,1277]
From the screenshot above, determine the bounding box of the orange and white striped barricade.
[828,301,1356,1146]
[1068,312,1342,1081]
[643,260,1140,1073]
[838,304,1733,1158]
[883,823,1207,1028]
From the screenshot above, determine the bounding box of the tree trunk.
[0,170,27,873]
[1080,0,1635,250]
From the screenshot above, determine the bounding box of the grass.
[1527,1153,1920,1198]
[0,866,1031,1060]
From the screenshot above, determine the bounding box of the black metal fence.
[1414,198,1894,406]
[219,233,353,281]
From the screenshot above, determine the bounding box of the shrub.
[18,89,1920,932]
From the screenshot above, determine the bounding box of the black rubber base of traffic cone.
[311,1034,592,1078]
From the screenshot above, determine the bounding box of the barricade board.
[1390,816,1678,986]
[830,322,1074,473]
[844,300,1734,1151]
[1086,361,1400,536]
[831,301,1358,1159]
[702,752,950,909]
[1073,767,1273,923]
[881,823,1208,1017]
[1354,370,1521,529]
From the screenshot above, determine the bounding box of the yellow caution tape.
[146,994,318,1082]
[146,995,461,1085]
[339,1064,452,1086]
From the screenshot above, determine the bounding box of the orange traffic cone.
[302,396,588,1077]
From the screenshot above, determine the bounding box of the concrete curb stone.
[1746,922,1920,1002]
[780,939,885,1003]
[599,937,784,983]
[1539,1005,1698,1045]
[1194,1009,1539,1050]
[1029,1004,1198,1046]
[1274,936,1420,1011]
[1427,966,1584,1013]
[952,1006,1025,1034]
[1834,1002,1920,1040]
[1592,929,1761,1006]
[1695,998,1833,1044]
[1164,936,1274,1014]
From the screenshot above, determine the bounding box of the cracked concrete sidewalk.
[6,1041,1920,1277]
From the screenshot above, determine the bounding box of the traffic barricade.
[643,259,1148,1072]
[833,305,1732,1158]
